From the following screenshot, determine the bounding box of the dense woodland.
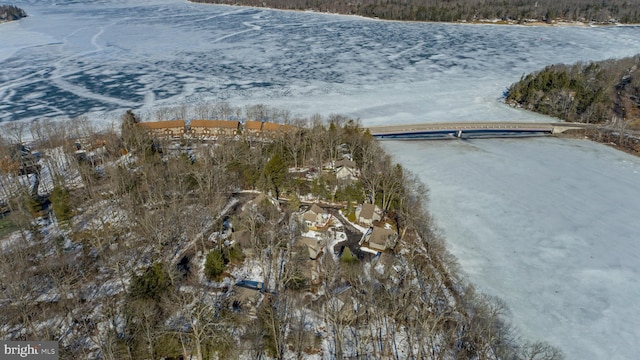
[0,5,27,21]
[0,105,562,359]
[191,0,640,23]
[506,55,640,125]
[505,55,640,153]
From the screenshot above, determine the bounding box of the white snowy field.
[2,1,640,358]
[383,138,640,360]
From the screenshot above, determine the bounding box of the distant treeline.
[190,0,640,23]
[0,5,27,21]
[506,55,640,127]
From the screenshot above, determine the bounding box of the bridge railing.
[366,121,594,139]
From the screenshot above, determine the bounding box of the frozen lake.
[383,138,640,360]
[2,0,640,124]
[2,1,640,358]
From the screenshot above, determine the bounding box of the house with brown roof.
[260,122,282,132]
[190,120,239,138]
[298,236,324,260]
[262,122,294,136]
[361,225,398,252]
[137,120,185,138]
[242,121,295,139]
[243,121,264,136]
[260,122,282,139]
[232,230,254,257]
[301,204,331,230]
[355,203,381,226]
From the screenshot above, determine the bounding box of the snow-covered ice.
[2,1,640,358]
[383,138,640,360]
[2,1,640,125]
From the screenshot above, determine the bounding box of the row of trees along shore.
[0,105,562,359]
[190,0,640,23]
[506,54,640,154]
[0,5,27,21]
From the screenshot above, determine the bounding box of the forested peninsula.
[0,5,27,22]
[0,106,562,359]
[506,55,640,154]
[190,0,640,24]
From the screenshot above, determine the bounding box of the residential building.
[137,120,185,138]
[356,203,381,226]
[243,121,264,136]
[302,204,332,230]
[362,225,398,252]
[190,120,239,138]
[232,230,254,257]
[334,158,359,181]
[242,121,294,138]
[261,122,294,138]
[298,236,324,260]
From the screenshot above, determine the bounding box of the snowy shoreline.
[187,0,639,27]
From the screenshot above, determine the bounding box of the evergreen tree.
[129,262,171,301]
[262,153,287,199]
[50,185,73,225]
[205,249,226,280]
[340,247,359,264]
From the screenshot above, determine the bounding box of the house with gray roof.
[355,203,381,226]
[334,159,359,181]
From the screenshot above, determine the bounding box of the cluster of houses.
[219,142,399,314]
[298,201,397,260]
[137,119,293,139]
[292,159,396,258]
[227,194,399,315]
